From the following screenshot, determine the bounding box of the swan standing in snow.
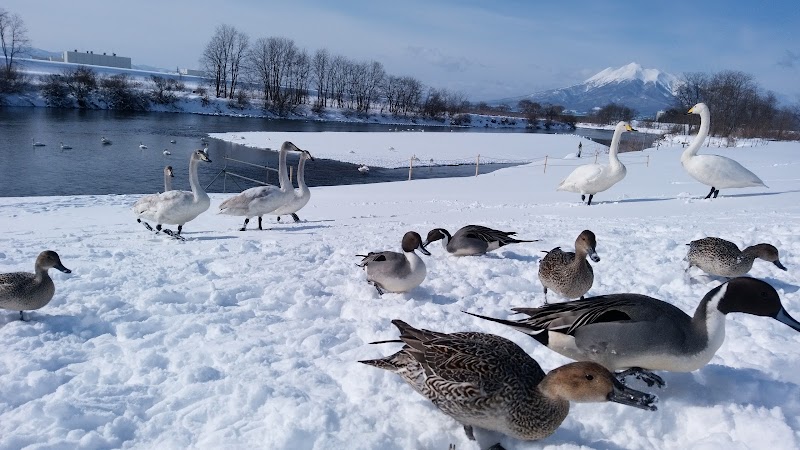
[218,141,304,231]
[557,122,634,205]
[163,165,174,192]
[272,149,314,223]
[681,103,766,199]
[133,149,212,239]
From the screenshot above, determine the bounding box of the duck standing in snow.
[423,225,536,256]
[0,251,72,320]
[361,320,656,444]
[357,231,430,295]
[538,230,600,301]
[686,236,786,277]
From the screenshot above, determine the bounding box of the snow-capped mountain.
[507,63,680,117]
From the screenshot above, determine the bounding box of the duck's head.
[423,228,451,247]
[751,243,786,271]
[401,231,431,256]
[37,250,71,274]
[541,361,657,411]
[194,149,212,163]
[165,166,174,177]
[712,278,800,331]
[576,230,600,262]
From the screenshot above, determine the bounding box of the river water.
[0,108,652,197]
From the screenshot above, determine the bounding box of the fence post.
[475,154,480,176]
[646,155,649,167]
[543,155,548,173]
[289,166,294,183]
[408,154,415,181]
[594,152,599,163]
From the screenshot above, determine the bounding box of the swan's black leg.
[704,186,716,199]
[137,219,154,232]
[240,218,249,231]
[277,215,282,222]
[177,225,183,235]
[581,194,586,201]
[291,213,300,222]
[463,425,475,441]
[616,367,666,388]
[258,216,263,230]
[587,194,594,205]
[713,189,720,198]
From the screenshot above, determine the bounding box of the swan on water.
[139,142,148,149]
[133,149,212,239]
[101,137,112,145]
[32,139,46,147]
[681,103,766,199]
[272,149,314,223]
[218,141,304,231]
[59,142,72,150]
[557,122,634,205]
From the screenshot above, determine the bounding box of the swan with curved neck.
[272,150,314,222]
[163,165,174,192]
[557,121,633,205]
[681,103,766,199]
[218,141,304,231]
[133,149,212,239]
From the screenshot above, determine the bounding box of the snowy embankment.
[1,132,799,450]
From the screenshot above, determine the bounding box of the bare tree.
[311,48,330,110]
[200,28,226,98]
[200,24,248,99]
[674,72,708,109]
[227,28,249,99]
[0,8,29,92]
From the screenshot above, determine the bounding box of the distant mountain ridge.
[500,63,680,117]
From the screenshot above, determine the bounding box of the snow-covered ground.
[1,132,799,449]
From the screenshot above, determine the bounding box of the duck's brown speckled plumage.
[687,237,786,277]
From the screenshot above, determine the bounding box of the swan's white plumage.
[557,121,631,196]
[271,150,313,217]
[681,103,766,190]
[218,141,302,222]
[133,150,211,227]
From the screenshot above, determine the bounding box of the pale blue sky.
[6,0,799,102]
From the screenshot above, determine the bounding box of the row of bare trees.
[670,70,798,139]
[199,24,469,118]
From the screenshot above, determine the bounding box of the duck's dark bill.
[775,308,800,332]
[608,379,658,411]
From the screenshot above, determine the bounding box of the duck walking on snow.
[557,122,634,205]
[467,277,800,389]
[0,251,72,321]
[681,103,766,199]
[133,149,212,240]
[686,236,786,278]
[357,231,430,295]
[538,230,600,302]
[423,225,537,256]
[361,320,656,445]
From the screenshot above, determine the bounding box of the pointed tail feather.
[462,311,549,346]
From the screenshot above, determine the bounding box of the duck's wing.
[458,225,513,242]
[356,250,405,268]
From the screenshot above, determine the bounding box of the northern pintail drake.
[133,149,212,240]
[538,230,599,301]
[357,231,430,295]
[557,122,634,205]
[361,320,656,444]
[218,141,303,231]
[0,251,72,321]
[687,236,786,277]
[467,277,800,388]
[271,149,314,223]
[682,103,766,199]
[423,225,537,257]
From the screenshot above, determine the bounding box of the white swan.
[218,141,303,231]
[272,149,314,222]
[133,149,212,239]
[163,165,174,192]
[163,149,171,156]
[59,142,72,150]
[358,165,370,173]
[101,137,112,145]
[682,103,766,199]
[32,139,46,147]
[557,122,634,205]
[139,142,148,149]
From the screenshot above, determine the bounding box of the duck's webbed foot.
[616,367,666,388]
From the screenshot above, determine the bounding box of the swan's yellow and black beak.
[625,124,637,132]
[687,106,695,114]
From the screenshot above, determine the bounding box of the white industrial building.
[63,50,131,69]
